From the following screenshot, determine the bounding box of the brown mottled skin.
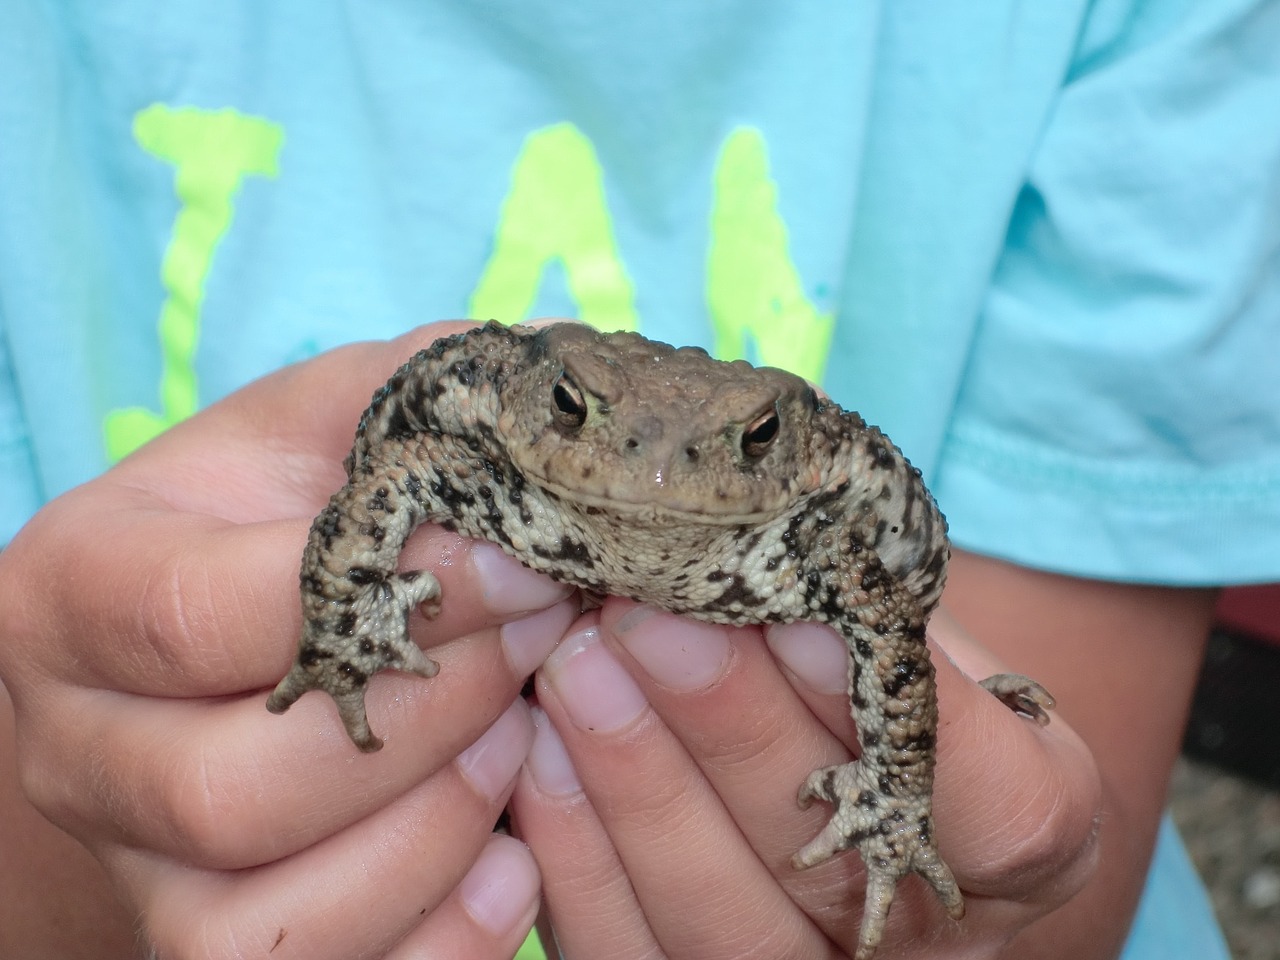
[267,321,1052,959]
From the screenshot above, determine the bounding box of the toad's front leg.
[267,463,443,751]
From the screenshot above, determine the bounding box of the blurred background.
[1173,585,1280,960]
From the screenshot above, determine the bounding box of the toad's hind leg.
[793,758,964,960]
[267,569,441,752]
[789,608,962,960]
[981,673,1055,725]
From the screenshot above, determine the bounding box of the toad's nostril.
[621,416,664,455]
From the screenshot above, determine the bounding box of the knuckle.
[138,546,212,675]
[704,710,802,772]
[145,913,259,960]
[8,708,67,826]
[135,534,244,692]
[970,759,1103,904]
[0,508,64,678]
[156,742,259,869]
[3,678,95,839]
[612,766,695,833]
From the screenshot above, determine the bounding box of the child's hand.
[512,599,1102,959]
[0,321,573,960]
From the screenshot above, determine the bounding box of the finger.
[8,489,569,696]
[25,602,576,867]
[921,614,1101,902]
[112,700,535,960]
[530,617,842,960]
[113,321,485,514]
[600,600,1098,950]
[116,320,577,522]
[384,836,542,960]
[590,603,872,954]
[599,603,855,873]
[0,320,563,699]
[511,707,663,960]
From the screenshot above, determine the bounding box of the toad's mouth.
[519,464,817,524]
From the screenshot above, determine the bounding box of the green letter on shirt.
[104,105,284,461]
[707,128,832,382]
[469,123,638,333]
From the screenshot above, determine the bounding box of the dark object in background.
[1183,586,1280,789]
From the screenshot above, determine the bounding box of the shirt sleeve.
[933,0,1280,586]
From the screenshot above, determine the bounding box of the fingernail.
[765,622,848,695]
[612,605,732,692]
[543,625,647,733]
[456,699,534,802]
[459,836,541,936]
[525,706,582,797]
[502,600,577,677]
[471,543,572,616]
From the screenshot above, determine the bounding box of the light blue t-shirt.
[3,1,1275,956]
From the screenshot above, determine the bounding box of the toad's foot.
[980,673,1056,726]
[266,570,442,751]
[792,758,964,960]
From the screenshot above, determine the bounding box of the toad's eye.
[742,406,780,458]
[551,372,588,430]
